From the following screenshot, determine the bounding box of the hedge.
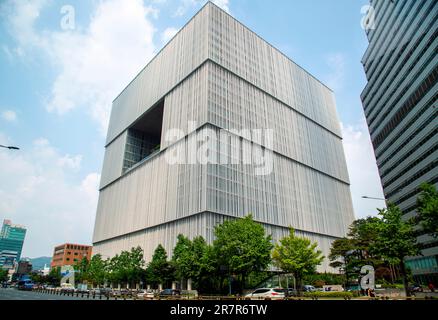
[303,291,353,299]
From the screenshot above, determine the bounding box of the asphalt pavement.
[0,288,93,300]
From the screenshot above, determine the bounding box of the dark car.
[410,284,423,293]
[101,288,112,297]
[120,289,132,297]
[159,289,181,297]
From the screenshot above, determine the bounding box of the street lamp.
[361,196,386,201]
[0,144,20,150]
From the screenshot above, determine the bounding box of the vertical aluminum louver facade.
[92,2,355,271]
[361,0,438,281]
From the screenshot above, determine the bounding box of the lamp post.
[361,196,386,201]
[0,144,20,150]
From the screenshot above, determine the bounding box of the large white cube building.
[92,2,355,271]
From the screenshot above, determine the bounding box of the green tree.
[87,254,107,287]
[370,204,420,297]
[47,267,61,286]
[328,237,355,287]
[0,269,8,282]
[172,234,193,281]
[172,235,212,290]
[106,254,121,286]
[191,236,214,284]
[348,217,381,263]
[74,257,90,284]
[417,183,438,238]
[106,247,145,288]
[146,244,175,288]
[126,246,145,287]
[272,229,324,296]
[213,215,273,293]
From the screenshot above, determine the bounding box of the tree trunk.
[399,261,410,297]
[295,274,302,297]
[241,274,246,294]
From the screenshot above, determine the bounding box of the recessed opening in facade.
[123,99,164,173]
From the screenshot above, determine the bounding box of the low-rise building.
[15,259,32,276]
[50,243,92,269]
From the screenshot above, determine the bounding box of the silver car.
[245,288,285,300]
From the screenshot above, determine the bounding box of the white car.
[245,288,285,300]
[137,289,155,300]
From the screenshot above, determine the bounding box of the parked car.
[93,288,112,297]
[323,285,344,292]
[137,289,155,300]
[410,284,423,293]
[303,285,317,292]
[159,289,181,297]
[90,288,108,295]
[120,288,132,297]
[245,288,285,300]
[110,289,121,298]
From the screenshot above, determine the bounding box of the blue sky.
[0,0,384,258]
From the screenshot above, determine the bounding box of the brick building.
[50,243,92,269]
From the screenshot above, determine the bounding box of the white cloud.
[161,27,178,43]
[1,110,17,122]
[4,0,158,135]
[0,0,48,53]
[0,133,100,258]
[342,118,386,218]
[57,154,82,170]
[323,53,346,92]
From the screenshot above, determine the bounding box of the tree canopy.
[146,244,174,286]
[272,229,324,294]
[213,215,273,289]
[417,183,438,238]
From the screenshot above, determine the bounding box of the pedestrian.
[428,283,435,293]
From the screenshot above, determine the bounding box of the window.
[123,99,164,172]
[253,289,269,294]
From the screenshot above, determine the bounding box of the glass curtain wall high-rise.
[0,219,26,269]
[360,0,438,284]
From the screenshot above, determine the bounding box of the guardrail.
[28,288,438,301]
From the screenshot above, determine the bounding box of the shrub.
[303,291,353,299]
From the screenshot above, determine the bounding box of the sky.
[0,0,385,258]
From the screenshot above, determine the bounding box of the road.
[0,288,93,300]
